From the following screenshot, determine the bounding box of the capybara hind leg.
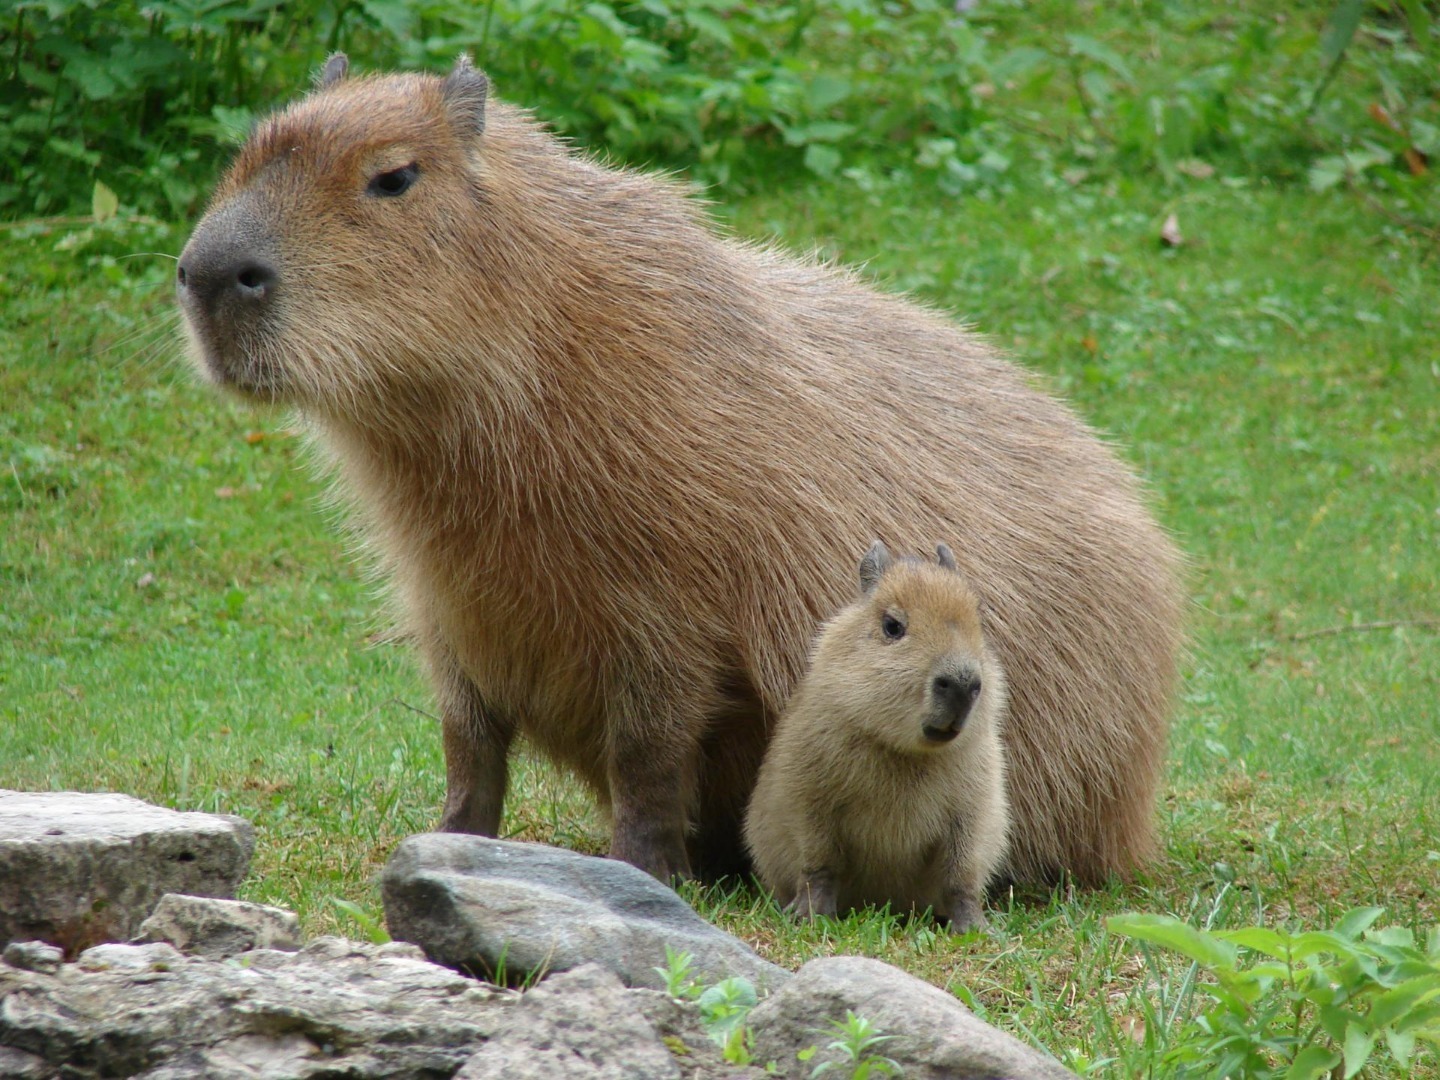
[427,646,515,836]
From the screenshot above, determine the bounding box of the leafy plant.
[655,945,703,1001]
[697,975,760,1065]
[1109,907,1440,1078]
[801,1010,904,1079]
[2,0,1008,219]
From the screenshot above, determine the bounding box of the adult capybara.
[175,54,1184,885]
[745,542,1009,930]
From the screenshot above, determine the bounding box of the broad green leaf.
[1320,0,1364,66]
[1290,930,1361,961]
[1320,1005,1361,1043]
[683,10,733,46]
[1286,1045,1341,1080]
[803,143,842,179]
[91,180,118,223]
[806,74,852,113]
[1367,974,1440,1029]
[1220,926,1291,959]
[1066,34,1134,83]
[1335,907,1386,942]
[1385,1027,1416,1068]
[1342,1021,1375,1078]
[1107,914,1238,970]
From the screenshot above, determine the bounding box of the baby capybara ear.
[936,542,957,571]
[318,52,349,89]
[442,53,489,137]
[859,540,892,594]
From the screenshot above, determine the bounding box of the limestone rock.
[456,963,685,1079]
[0,790,255,952]
[748,955,1078,1080]
[1,941,63,975]
[382,833,788,992]
[132,894,301,959]
[0,936,506,1078]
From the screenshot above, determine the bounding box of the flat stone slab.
[0,791,254,952]
[382,833,789,992]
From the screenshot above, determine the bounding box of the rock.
[382,834,788,992]
[456,963,685,1079]
[0,790,255,953]
[2,941,63,975]
[132,894,301,959]
[0,936,506,1078]
[747,956,1078,1080]
[76,940,186,972]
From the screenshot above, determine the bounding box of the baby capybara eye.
[882,614,907,641]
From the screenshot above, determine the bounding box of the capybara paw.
[609,832,691,883]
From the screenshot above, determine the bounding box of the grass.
[3,2,1439,1075]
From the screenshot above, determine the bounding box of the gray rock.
[0,936,506,1079]
[132,893,301,959]
[382,833,788,992]
[2,941,63,975]
[0,790,255,952]
[748,956,1078,1080]
[456,963,684,1079]
[76,940,186,972]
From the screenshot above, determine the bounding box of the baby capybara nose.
[932,672,981,728]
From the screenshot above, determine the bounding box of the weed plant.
[2,1,1439,1076]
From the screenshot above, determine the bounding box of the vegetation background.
[2,0,1438,1074]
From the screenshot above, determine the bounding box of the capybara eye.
[368,163,419,198]
[881,613,906,641]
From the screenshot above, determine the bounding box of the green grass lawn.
[3,2,1439,1075]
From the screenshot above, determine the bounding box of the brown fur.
[744,543,1009,930]
[176,55,1184,885]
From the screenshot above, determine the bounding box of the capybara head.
[810,541,1006,753]
[175,54,494,410]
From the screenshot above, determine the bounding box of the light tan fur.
[745,543,1009,930]
[176,55,1184,885]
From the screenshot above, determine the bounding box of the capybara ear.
[936,542,957,571]
[443,53,489,137]
[859,540,892,594]
[318,53,349,89]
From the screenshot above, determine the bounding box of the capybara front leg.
[427,645,514,836]
[787,870,839,919]
[606,697,697,882]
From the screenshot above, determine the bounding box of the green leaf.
[1286,1045,1341,1080]
[1369,974,1440,1030]
[803,143,842,179]
[1342,1022,1376,1079]
[806,74,852,113]
[684,10,733,45]
[91,180,118,223]
[1107,913,1239,970]
[1320,0,1364,66]
[1335,907,1387,942]
[1066,34,1134,83]
[1385,1027,1416,1068]
[1220,926,1291,960]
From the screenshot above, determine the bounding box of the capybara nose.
[177,250,278,312]
[932,672,981,728]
